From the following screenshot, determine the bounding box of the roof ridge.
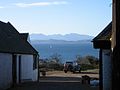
[93,21,112,41]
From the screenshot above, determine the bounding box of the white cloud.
[15,2,50,7]
[53,1,68,5]
[15,1,68,8]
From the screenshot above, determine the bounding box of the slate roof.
[92,22,112,49]
[20,33,29,41]
[93,22,112,41]
[0,21,38,55]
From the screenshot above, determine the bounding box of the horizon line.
[29,33,95,37]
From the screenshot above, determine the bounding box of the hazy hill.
[30,33,94,41]
[31,39,92,44]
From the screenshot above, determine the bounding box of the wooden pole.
[37,55,40,82]
[112,0,120,89]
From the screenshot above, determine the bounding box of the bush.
[47,63,64,71]
[76,55,99,71]
[39,54,99,71]
[81,64,96,71]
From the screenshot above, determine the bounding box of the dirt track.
[43,70,99,79]
[7,81,99,90]
[7,70,99,90]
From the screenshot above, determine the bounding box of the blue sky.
[0,0,112,36]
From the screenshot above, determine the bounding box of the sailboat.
[49,45,52,48]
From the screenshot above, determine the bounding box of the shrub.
[80,64,97,71]
[76,55,99,70]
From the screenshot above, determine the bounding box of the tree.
[85,55,99,65]
[75,55,99,70]
[49,53,62,64]
[76,55,83,64]
[47,53,63,70]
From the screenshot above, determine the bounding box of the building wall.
[27,34,38,81]
[0,53,12,89]
[33,69,38,81]
[112,0,116,49]
[102,50,112,90]
[20,55,38,82]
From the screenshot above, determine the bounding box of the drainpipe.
[99,49,103,90]
[19,55,21,83]
[37,54,40,82]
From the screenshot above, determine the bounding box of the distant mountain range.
[31,39,93,44]
[30,33,94,41]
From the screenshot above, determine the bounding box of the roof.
[92,22,112,49]
[20,33,29,41]
[0,21,38,55]
[93,22,112,41]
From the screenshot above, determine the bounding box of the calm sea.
[32,42,99,63]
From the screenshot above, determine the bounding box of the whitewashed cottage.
[0,21,39,89]
[92,22,112,90]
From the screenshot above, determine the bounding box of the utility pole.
[112,0,120,89]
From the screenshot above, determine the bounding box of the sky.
[0,0,112,36]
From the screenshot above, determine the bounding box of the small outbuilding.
[92,22,112,90]
[0,21,39,89]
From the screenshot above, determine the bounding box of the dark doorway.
[12,54,17,86]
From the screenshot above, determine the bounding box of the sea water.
[32,42,99,63]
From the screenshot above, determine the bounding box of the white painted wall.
[21,55,33,82]
[102,50,112,90]
[0,53,12,89]
[33,69,38,81]
[27,34,38,81]
[21,55,38,82]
